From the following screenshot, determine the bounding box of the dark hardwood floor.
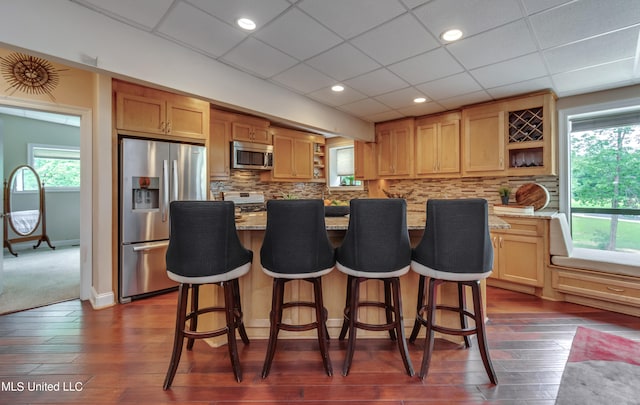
[1,286,639,404]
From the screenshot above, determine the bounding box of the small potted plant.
[498,186,511,205]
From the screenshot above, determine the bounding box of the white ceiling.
[70,0,640,123]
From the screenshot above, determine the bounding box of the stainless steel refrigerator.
[119,137,207,303]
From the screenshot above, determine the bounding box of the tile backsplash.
[211,170,559,209]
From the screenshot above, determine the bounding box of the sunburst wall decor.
[0,52,66,101]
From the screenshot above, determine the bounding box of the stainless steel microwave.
[231,141,273,170]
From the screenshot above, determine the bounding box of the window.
[28,143,80,191]
[328,143,362,189]
[568,110,640,253]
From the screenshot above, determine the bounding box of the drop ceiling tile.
[438,90,493,110]
[447,20,537,70]
[388,48,464,85]
[297,0,406,39]
[552,59,636,95]
[307,86,367,107]
[486,77,554,99]
[413,0,523,40]
[375,87,429,109]
[365,110,407,123]
[350,14,439,65]
[255,8,342,60]
[521,0,572,14]
[71,0,173,30]
[530,0,640,49]
[416,72,482,100]
[271,64,336,94]
[157,2,246,57]
[397,101,446,117]
[339,98,391,117]
[188,0,290,27]
[543,28,639,74]
[306,43,380,81]
[344,69,409,97]
[222,37,298,78]
[470,53,547,88]
[400,0,430,10]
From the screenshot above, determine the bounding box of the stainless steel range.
[222,191,266,212]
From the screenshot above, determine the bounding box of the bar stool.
[260,199,335,378]
[409,198,498,384]
[336,198,414,377]
[163,201,252,389]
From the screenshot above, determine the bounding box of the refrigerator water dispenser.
[132,176,159,210]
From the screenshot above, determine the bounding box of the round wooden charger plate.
[515,183,550,210]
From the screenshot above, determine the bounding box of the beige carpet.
[0,245,80,314]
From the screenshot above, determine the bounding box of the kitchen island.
[199,208,510,344]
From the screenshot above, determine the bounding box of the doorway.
[0,100,92,311]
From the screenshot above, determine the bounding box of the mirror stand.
[3,165,56,257]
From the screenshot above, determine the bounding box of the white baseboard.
[90,286,115,309]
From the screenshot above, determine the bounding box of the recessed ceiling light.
[237,18,256,31]
[414,97,427,103]
[440,29,463,42]
[331,85,344,92]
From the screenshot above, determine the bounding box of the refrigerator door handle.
[132,241,170,252]
[162,159,169,222]
[172,159,179,202]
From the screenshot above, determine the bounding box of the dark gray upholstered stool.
[163,201,252,389]
[409,198,498,384]
[336,198,414,377]
[260,199,335,378]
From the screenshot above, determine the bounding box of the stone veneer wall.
[211,170,559,209]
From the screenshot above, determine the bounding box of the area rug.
[0,246,79,314]
[555,326,640,405]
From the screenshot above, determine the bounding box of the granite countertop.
[235,210,510,231]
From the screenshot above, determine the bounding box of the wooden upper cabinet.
[165,95,209,139]
[231,115,271,144]
[270,127,314,179]
[114,80,209,140]
[209,110,234,179]
[504,92,557,176]
[461,91,557,177]
[462,104,506,176]
[354,140,377,180]
[375,118,414,177]
[415,112,460,177]
[116,92,166,136]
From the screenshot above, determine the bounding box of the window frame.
[326,139,363,191]
[27,143,81,192]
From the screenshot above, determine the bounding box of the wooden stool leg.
[223,281,243,382]
[419,278,439,380]
[313,278,333,376]
[390,277,414,376]
[232,279,250,345]
[384,279,397,341]
[409,275,426,343]
[163,283,189,390]
[342,277,360,376]
[458,282,471,348]
[471,281,498,384]
[339,275,353,340]
[262,278,285,378]
[187,284,199,350]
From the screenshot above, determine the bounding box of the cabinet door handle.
[166,121,171,133]
[606,286,625,293]
[160,121,166,132]
[492,236,497,248]
[499,237,504,248]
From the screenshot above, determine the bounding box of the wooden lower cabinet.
[489,217,545,289]
[196,229,481,344]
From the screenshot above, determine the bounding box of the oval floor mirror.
[3,164,55,256]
